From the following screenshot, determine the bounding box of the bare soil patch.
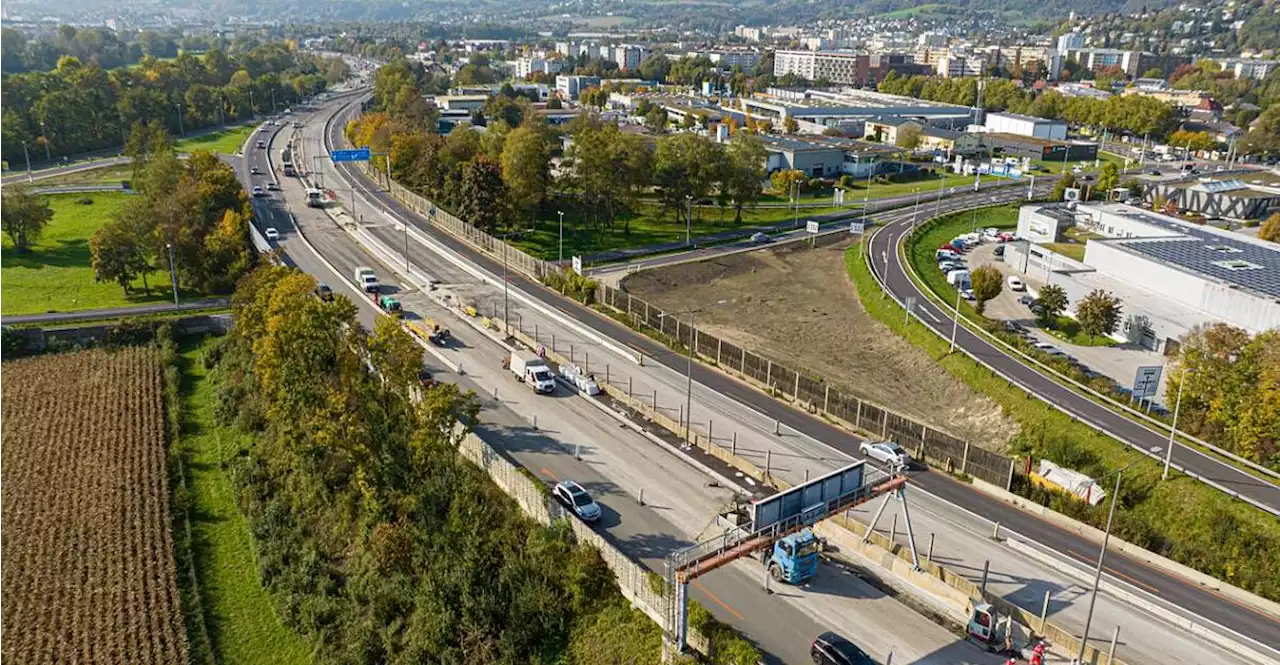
[622,238,1018,449]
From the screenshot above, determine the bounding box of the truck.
[378,295,402,316]
[354,266,379,293]
[763,529,822,584]
[505,351,556,394]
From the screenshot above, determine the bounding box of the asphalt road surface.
[311,95,1278,664]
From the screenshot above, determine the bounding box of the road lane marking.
[921,308,942,324]
[692,580,747,622]
[1065,548,1161,594]
[540,467,560,482]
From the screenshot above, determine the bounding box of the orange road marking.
[541,467,560,482]
[692,580,746,622]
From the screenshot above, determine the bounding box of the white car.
[264,227,279,240]
[251,185,265,197]
[249,165,261,175]
[553,480,602,522]
[1007,276,1025,291]
[961,288,976,301]
[266,181,280,191]
[859,441,911,468]
[750,232,771,244]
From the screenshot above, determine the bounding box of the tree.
[784,116,799,133]
[1168,129,1217,153]
[1035,284,1068,327]
[1241,106,1280,156]
[770,169,805,197]
[369,315,424,395]
[89,220,150,294]
[895,124,923,149]
[1259,213,1280,243]
[1142,67,1165,79]
[1096,162,1121,200]
[969,265,1003,315]
[1075,289,1123,342]
[500,126,550,219]
[0,186,52,252]
[1052,174,1079,202]
[653,133,723,224]
[455,156,507,232]
[721,133,766,222]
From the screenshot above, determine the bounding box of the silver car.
[554,480,602,522]
[859,441,911,468]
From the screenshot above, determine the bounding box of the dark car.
[1148,169,1161,176]
[315,284,333,301]
[812,632,876,665]
[1018,294,1036,306]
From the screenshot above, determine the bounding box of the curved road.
[866,193,1280,519]
[317,97,1280,653]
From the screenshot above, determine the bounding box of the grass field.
[1,192,180,315]
[175,125,256,155]
[845,240,1280,601]
[908,203,1019,321]
[176,337,312,665]
[511,202,847,258]
[30,163,134,187]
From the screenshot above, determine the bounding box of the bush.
[75,196,95,205]
[543,268,598,305]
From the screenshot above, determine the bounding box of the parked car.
[1007,276,1026,291]
[750,232,771,244]
[1018,294,1036,306]
[553,480,602,522]
[961,288,976,301]
[939,261,965,274]
[1003,321,1028,336]
[264,227,279,240]
[812,632,877,665]
[314,284,333,301]
[859,440,910,468]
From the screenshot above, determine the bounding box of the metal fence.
[597,283,1017,490]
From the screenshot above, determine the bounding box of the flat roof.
[759,134,899,155]
[982,132,1076,147]
[1098,205,1280,299]
[988,112,1064,125]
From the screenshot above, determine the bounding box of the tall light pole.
[933,162,947,218]
[948,283,963,353]
[792,178,800,229]
[39,121,52,161]
[1078,465,1129,665]
[176,103,185,137]
[1163,369,1189,481]
[22,141,32,182]
[861,160,874,228]
[685,195,693,245]
[910,188,921,230]
[660,300,726,446]
[558,210,565,263]
[166,243,180,305]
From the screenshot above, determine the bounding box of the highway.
[306,93,1278,665]
[866,184,1280,520]
[236,101,1015,665]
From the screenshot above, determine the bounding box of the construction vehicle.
[965,602,1032,655]
[424,318,452,346]
[763,529,822,584]
[378,295,402,316]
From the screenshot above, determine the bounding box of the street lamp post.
[792,179,800,229]
[861,162,874,227]
[22,142,32,182]
[39,121,52,161]
[166,243,180,305]
[911,189,921,231]
[660,301,726,445]
[176,104,185,137]
[948,283,962,353]
[1078,466,1128,665]
[933,162,947,218]
[1163,369,1189,481]
[558,210,565,263]
[685,195,693,245]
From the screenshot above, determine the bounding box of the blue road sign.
[330,147,371,162]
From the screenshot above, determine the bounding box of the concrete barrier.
[970,477,1280,622]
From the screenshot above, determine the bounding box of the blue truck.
[764,529,822,584]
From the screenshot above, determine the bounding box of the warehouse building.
[983,112,1067,140]
[1009,203,1280,348]
[981,133,1097,162]
[758,135,908,178]
[740,88,974,134]
[1142,172,1280,221]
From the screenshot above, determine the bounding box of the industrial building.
[983,112,1067,140]
[981,133,1097,162]
[739,88,975,135]
[1142,172,1280,221]
[758,135,907,178]
[1009,203,1280,349]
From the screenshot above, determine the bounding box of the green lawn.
[845,241,1280,602]
[32,163,134,187]
[177,337,313,665]
[175,125,257,155]
[1043,315,1118,347]
[1042,242,1086,262]
[1026,150,1126,175]
[1,193,180,315]
[510,202,846,259]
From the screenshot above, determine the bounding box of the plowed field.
[2,347,188,665]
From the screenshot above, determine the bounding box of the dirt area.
[622,238,1019,450]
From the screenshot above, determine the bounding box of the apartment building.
[515,57,564,79]
[936,55,986,78]
[774,49,928,86]
[1219,58,1278,80]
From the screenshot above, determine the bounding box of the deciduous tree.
[1075,289,1123,342]
[1259,213,1280,243]
[969,264,1003,315]
[1035,284,1068,327]
[0,185,52,252]
[500,125,550,218]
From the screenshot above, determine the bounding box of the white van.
[947,270,971,287]
[507,351,556,394]
[1007,276,1025,291]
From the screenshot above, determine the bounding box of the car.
[250,165,261,175]
[1018,294,1036,306]
[1148,169,1162,176]
[251,185,265,197]
[961,288,975,301]
[993,245,1005,257]
[940,263,966,275]
[264,227,279,240]
[315,284,333,301]
[256,140,266,149]
[553,480,602,522]
[1003,321,1028,336]
[266,181,280,191]
[1007,276,1026,291]
[859,440,910,468]
[812,632,877,665]
[750,232,771,244]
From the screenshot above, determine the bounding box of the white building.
[515,57,564,79]
[1220,58,1278,80]
[1056,32,1085,54]
[1011,203,1280,349]
[984,112,1067,141]
[705,49,761,71]
[936,55,986,78]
